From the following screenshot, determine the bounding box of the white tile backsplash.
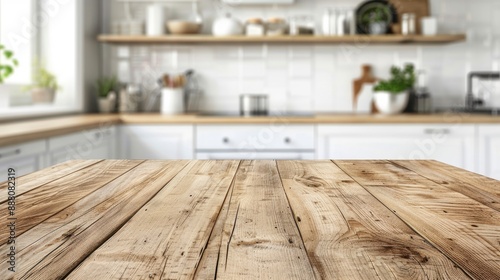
[106,0,500,113]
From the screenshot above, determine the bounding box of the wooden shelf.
[97,34,466,45]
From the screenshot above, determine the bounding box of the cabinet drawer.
[0,140,46,162]
[196,125,315,151]
[48,126,115,150]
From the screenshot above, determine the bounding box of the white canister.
[421,17,438,36]
[146,4,165,36]
[161,88,185,115]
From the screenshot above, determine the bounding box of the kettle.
[212,13,244,36]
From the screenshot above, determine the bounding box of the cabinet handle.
[0,149,21,159]
[222,137,230,144]
[284,137,291,144]
[424,129,451,135]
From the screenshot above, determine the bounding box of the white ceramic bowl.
[373,91,409,115]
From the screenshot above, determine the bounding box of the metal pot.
[240,94,268,116]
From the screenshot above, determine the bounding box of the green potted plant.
[361,6,391,35]
[0,44,18,108]
[27,62,60,104]
[96,76,118,113]
[373,64,416,114]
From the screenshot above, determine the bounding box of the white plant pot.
[31,88,56,104]
[373,91,409,115]
[98,98,112,113]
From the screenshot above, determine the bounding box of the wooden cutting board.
[353,64,378,113]
[389,0,430,34]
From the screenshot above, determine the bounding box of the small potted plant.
[362,6,391,35]
[373,64,416,115]
[28,62,60,104]
[96,76,118,113]
[0,44,18,108]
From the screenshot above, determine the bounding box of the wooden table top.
[1,160,499,279]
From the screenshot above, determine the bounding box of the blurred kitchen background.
[1,0,500,180]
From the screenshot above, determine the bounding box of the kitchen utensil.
[353,65,378,113]
[401,13,416,35]
[161,88,185,115]
[388,0,429,34]
[212,14,244,36]
[240,94,269,116]
[356,0,397,35]
[146,4,165,36]
[421,17,437,36]
[167,21,201,35]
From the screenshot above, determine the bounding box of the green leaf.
[4,50,13,59]
[0,45,4,50]
[13,59,19,66]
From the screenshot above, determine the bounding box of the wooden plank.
[277,160,470,279]
[194,171,235,279]
[0,160,142,244]
[97,34,466,44]
[67,160,240,280]
[393,160,500,212]
[335,160,500,279]
[0,160,188,280]
[0,160,103,203]
[212,160,316,279]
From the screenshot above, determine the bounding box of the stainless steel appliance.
[239,94,268,116]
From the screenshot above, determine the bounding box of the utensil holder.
[161,88,185,115]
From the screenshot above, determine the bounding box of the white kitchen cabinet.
[0,140,47,179]
[120,125,194,160]
[47,125,117,166]
[478,125,500,179]
[317,124,477,172]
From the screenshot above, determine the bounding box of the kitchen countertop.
[1,160,498,279]
[2,113,500,147]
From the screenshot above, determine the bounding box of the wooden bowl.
[167,21,201,35]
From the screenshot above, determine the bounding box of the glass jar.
[289,15,314,35]
[266,18,288,36]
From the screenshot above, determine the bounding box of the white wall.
[105,0,500,113]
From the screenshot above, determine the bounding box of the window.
[0,0,82,119]
[0,0,35,85]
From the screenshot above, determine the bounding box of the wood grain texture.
[1,160,499,280]
[0,160,102,204]
[0,115,120,147]
[335,160,500,279]
[212,160,316,279]
[277,160,469,279]
[97,34,466,44]
[0,160,142,244]
[67,160,240,280]
[392,160,500,212]
[0,161,188,280]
